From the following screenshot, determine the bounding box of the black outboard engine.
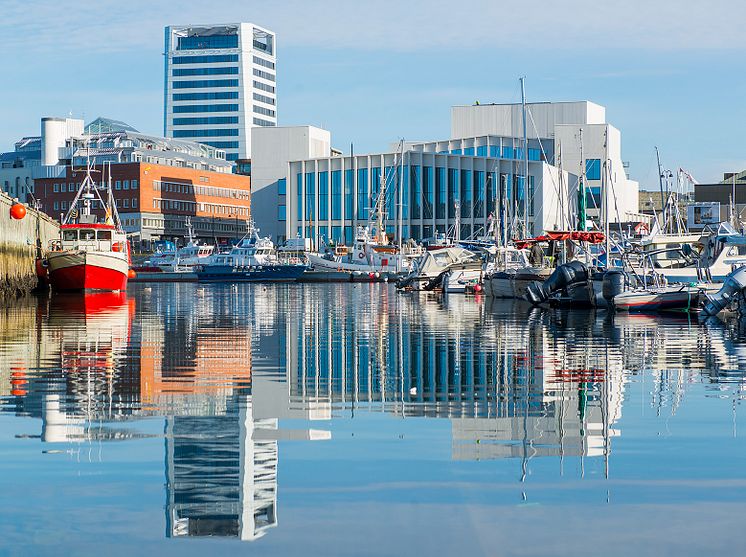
[602,269,627,303]
[526,261,588,305]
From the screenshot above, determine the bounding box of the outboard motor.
[602,269,627,303]
[526,261,589,305]
[702,266,746,316]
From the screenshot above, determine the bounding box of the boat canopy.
[514,231,605,249]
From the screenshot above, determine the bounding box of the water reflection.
[1,284,746,548]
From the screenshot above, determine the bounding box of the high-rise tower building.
[164,23,277,162]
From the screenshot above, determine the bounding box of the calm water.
[1,283,746,556]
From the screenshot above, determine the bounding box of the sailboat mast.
[655,147,667,233]
[520,77,529,237]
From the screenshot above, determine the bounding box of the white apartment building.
[164,23,277,162]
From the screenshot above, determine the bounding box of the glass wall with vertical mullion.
[357,167,369,220]
[409,164,421,220]
[435,167,446,220]
[447,168,458,219]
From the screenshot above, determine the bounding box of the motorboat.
[396,247,480,290]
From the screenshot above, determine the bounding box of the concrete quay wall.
[0,192,59,300]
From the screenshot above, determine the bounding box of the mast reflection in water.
[1,283,746,554]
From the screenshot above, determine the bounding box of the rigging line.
[527,108,567,228]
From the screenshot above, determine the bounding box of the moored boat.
[46,163,130,292]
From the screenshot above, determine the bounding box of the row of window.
[172,116,239,126]
[52,180,139,193]
[173,128,239,137]
[152,197,249,216]
[446,146,542,161]
[253,55,274,69]
[252,68,275,82]
[172,54,238,64]
[173,91,239,101]
[253,92,275,105]
[173,66,238,76]
[52,198,138,211]
[173,103,239,113]
[177,34,238,50]
[202,141,239,149]
[153,180,250,200]
[253,105,275,117]
[172,79,238,89]
[293,167,535,224]
[253,80,275,93]
[253,117,275,127]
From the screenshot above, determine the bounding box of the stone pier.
[0,192,59,301]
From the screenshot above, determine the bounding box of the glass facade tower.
[164,23,277,162]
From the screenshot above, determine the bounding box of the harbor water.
[2,283,746,556]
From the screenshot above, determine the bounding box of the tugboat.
[46,162,130,292]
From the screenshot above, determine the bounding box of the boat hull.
[48,251,129,292]
[197,264,308,283]
[613,289,701,312]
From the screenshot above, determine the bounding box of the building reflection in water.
[3,283,746,542]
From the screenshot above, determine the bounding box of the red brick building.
[35,162,251,248]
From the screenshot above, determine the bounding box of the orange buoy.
[10,203,26,220]
[112,242,122,252]
[128,269,136,279]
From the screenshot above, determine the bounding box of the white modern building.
[452,101,640,225]
[164,23,277,162]
[249,99,639,244]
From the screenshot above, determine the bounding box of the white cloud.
[2,0,746,55]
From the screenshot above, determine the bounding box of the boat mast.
[655,147,667,233]
[578,129,586,231]
[520,77,530,238]
[603,128,610,269]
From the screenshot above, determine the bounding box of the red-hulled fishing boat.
[47,163,130,292]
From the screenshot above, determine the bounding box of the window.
[123,199,129,208]
[132,198,138,208]
[253,105,275,117]
[173,104,239,113]
[357,168,368,219]
[253,68,275,81]
[435,167,446,219]
[177,34,238,50]
[69,183,75,192]
[253,92,275,105]
[172,54,239,64]
[331,171,342,220]
[172,79,239,89]
[132,179,138,189]
[97,230,112,240]
[173,66,238,76]
[278,178,286,195]
[253,55,275,69]
[54,201,59,211]
[278,205,286,221]
[253,80,275,93]
[253,117,274,127]
[423,166,434,218]
[319,172,329,220]
[474,171,485,218]
[173,128,239,137]
[173,91,239,101]
[447,169,458,218]
[61,201,67,210]
[173,116,239,125]
[53,183,59,193]
[123,180,129,190]
[63,230,77,240]
[586,159,601,180]
[460,170,472,218]
[410,165,421,219]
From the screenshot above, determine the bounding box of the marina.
[2,283,746,555]
[1,4,745,556]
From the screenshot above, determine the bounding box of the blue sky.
[1,0,744,189]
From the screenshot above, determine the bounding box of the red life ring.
[112,242,122,252]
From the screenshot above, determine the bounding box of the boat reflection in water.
[2,283,746,547]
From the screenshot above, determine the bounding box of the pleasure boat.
[307,225,408,274]
[46,164,130,292]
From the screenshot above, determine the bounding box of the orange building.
[35,162,251,248]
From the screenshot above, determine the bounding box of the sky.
[1,0,744,189]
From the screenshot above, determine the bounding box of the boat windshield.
[63,230,77,241]
[80,230,96,241]
[97,230,112,240]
